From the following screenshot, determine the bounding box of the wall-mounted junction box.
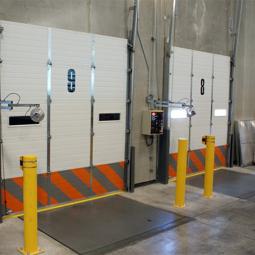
[142,110,164,135]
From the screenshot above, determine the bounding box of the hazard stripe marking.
[218,145,227,156]
[189,151,204,171]
[215,147,226,166]
[109,163,125,180]
[38,174,67,204]
[187,167,193,174]
[0,161,129,213]
[50,172,84,200]
[96,164,124,190]
[5,179,23,204]
[92,167,117,192]
[168,145,227,177]
[119,161,125,168]
[11,175,60,207]
[72,168,107,195]
[37,186,50,206]
[61,170,94,197]
[1,189,23,212]
[188,154,199,173]
[168,165,176,177]
[12,177,46,206]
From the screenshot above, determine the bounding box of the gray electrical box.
[142,110,164,135]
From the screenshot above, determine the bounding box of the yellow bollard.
[18,155,44,255]
[175,138,188,208]
[202,135,215,198]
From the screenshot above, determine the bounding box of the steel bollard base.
[17,247,44,255]
[203,193,213,199]
[174,203,185,208]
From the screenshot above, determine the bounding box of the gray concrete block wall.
[0,0,91,31]
[0,0,251,183]
[233,0,255,121]
[242,1,255,120]
[175,0,232,55]
[233,0,246,120]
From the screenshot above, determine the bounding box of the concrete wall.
[234,0,255,120]
[175,0,232,55]
[0,0,236,183]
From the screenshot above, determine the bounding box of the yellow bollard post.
[18,155,44,255]
[175,138,188,208]
[202,135,215,198]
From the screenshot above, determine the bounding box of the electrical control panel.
[142,110,164,135]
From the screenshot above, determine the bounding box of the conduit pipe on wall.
[227,0,244,166]
[125,0,139,192]
[151,0,160,99]
[157,0,177,184]
[0,25,3,223]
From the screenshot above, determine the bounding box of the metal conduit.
[125,0,139,192]
[227,0,244,166]
[0,25,3,222]
[157,0,177,184]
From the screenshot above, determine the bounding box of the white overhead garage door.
[169,47,230,154]
[0,20,127,179]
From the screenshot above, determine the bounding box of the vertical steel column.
[227,0,243,166]
[125,0,139,192]
[47,28,52,204]
[89,37,96,188]
[158,40,170,184]
[187,51,194,170]
[129,146,135,192]
[210,55,215,135]
[0,25,3,223]
[158,0,176,184]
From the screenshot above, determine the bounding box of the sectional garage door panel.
[50,29,91,171]
[190,51,213,150]
[93,35,127,165]
[211,55,230,146]
[168,47,230,174]
[169,47,192,153]
[0,21,48,178]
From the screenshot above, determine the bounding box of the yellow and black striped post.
[175,138,188,208]
[202,136,215,198]
[18,155,44,255]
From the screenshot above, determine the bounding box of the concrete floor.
[0,167,255,255]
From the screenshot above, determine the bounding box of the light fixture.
[186,107,196,117]
[214,109,227,117]
[170,109,187,119]
[30,107,45,122]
